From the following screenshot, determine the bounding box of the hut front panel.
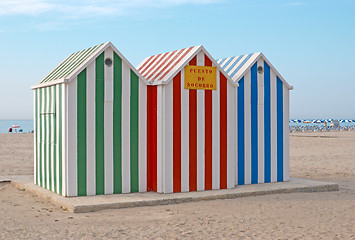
[147,51,237,193]
[65,48,147,196]
[236,59,290,185]
[34,84,66,196]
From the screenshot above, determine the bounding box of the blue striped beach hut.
[217,53,293,185]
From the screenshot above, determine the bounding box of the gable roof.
[217,52,293,90]
[31,42,147,89]
[137,45,238,86]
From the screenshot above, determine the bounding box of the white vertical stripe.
[270,70,277,182]
[257,59,265,184]
[244,70,251,185]
[121,62,131,193]
[139,79,147,192]
[283,85,290,181]
[212,69,220,190]
[180,68,190,192]
[86,62,96,195]
[197,51,205,191]
[56,86,60,193]
[51,86,55,191]
[67,78,77,196]
[164,81,173,193]
[62,84,67,196]
[227,81,236,188]
[33,90,37,183]
[104,49,114,194]
[37,89,41,186]
[156,85,164,193]
[46,87,50,189]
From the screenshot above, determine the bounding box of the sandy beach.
[0,132,354,239]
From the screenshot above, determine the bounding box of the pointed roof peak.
[136,45,237,86]
[217,52,292,90]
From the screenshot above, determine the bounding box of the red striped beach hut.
[137,45,238,193]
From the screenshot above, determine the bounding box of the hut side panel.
[34,84,66,196]
[236,58,290,186]
[147,51,237,193]
[64,48,147,197]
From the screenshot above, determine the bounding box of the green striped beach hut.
[31,42,149,197]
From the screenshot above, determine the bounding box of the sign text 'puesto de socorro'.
[184,65,217,90]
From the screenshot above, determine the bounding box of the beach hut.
[217,53,293,185]
[32,42,292,197]
[31,42,150,197]
[137,45,239,193]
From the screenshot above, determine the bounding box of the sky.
[0,0,354,120]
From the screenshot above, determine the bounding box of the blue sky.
[0,0,354,119]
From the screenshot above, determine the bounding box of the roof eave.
[31,78,68,90]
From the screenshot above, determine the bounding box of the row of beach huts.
[31,42,292,197]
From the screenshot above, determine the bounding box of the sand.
[0,132,354,239]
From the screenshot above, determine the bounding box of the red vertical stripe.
[173,72,181,193]
[220,73,228,189]
[147,86,157,192]
[204,55,212,66]
[189,56,197,191]
[204,55,213,190]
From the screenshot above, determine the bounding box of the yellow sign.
[184,65,217,90]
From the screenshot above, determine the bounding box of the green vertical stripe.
[48,87,52,191]
[44,88,47,189]
[53,85,57,193]
[130,70,139,193]
[39,88,43,187]
[35,90,38,185]
[77,70,87,196]
[113,53,122,194]
[59,84,63,195]
[96,53,105,195]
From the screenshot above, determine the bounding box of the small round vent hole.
[257,66,264,74]
[105,58,113,67]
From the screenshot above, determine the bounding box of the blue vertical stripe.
[264,62,271,183]
[237,77,245,185]
[277,77,284,182]
[251,63,258,184]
